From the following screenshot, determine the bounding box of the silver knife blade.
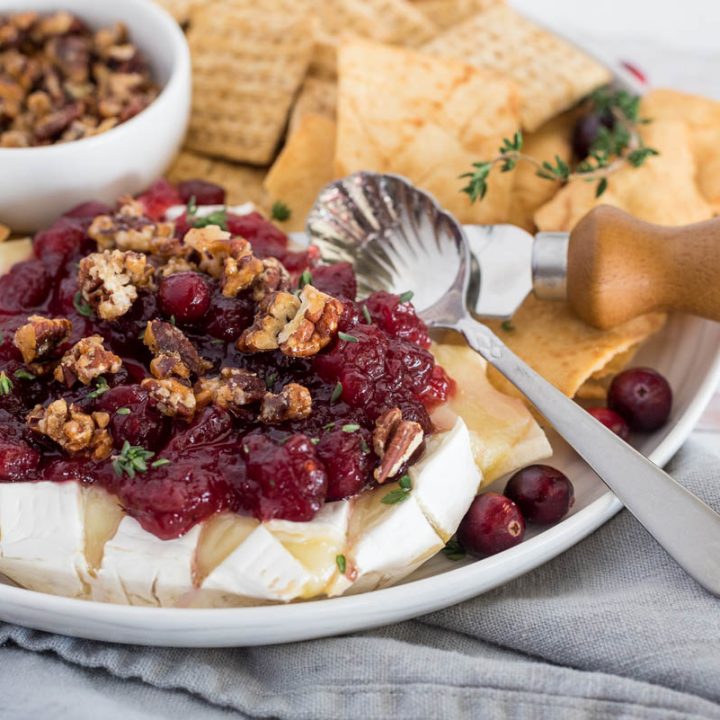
[464,224,534,318]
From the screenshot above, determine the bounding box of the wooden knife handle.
[567,205,720,329]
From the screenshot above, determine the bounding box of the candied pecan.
[88,199,176,253]
[143,320,211,380]
[372,407,424,484]
[156,256,198,278]
[259,383,312,424]
[77,249,153,320]
[277,285,342,358]
[194,368,265,414]
[251,258,291,302]
[53,335,122,387]
[237,291,301,353]
[141,378,196,420]
[222,253,264,298]
[13,315,72,364]
[27,399,112,460]
[184,226,251,279]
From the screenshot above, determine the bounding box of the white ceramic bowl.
[0,0,191,232]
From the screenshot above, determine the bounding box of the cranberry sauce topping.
[0,179,454,539]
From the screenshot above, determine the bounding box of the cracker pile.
[155,0,720,402]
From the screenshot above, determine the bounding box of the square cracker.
[186,8,314,165]
[507,110,576,231]
[641,89,720,213]
[336,39,520,224]
[422,5,611,130]
[485,296,667,400]
[534,121,714,232]
[411,0,503,31]
[289,76,338,133]
[166,150,269,209]
[264,114,337,232]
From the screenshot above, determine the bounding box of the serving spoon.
[307,171,720,596]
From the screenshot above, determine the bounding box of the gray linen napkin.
[0,439,719,720]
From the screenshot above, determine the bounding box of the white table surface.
[510,0,720,454]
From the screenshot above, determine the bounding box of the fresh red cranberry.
[158,272,211,324]
[364,291,431,348]
[504,465,574,525]
[177,179,225,205]
[0,438,40,481]
[317,429,374,500]
[206,292,255,341]
[417,364,455,408]
[95,385,170,451]
[0,260,51,312]
[62,200,112,220]
[572,112,615,160]
[309,263,357,300]
[241,433,327,521]
[587,406,630,440]
[457,492,525,557]
[136,179,181,220]
[608,367,672,432]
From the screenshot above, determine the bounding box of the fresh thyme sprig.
[0,371,13,395]
[186,196,229,230]
[271,200,292,222]
[461,87,658,202]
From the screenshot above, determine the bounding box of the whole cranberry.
[504,465,574,525]
[0,438,40,481]
[572,111,615,160]
[136,178,181,220]
[316,428,374,500]
[457,492,525,557]
[62,200,112,220]
[608,367,672,432]
[158,272,211,324]
[587,406,630,440]
[177,179,225,205]
[311,262,357,301]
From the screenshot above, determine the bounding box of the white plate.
[0,300,717,645]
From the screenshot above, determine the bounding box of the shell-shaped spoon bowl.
[306,172,470,316]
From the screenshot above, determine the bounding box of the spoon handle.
[458,316,720,596]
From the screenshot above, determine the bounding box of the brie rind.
[91,517,201,607]
[410,418,482,542]
[0,481,88,597]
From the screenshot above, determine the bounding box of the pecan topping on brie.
[259,383,312,424]
[251,258,291,302]
[78,249,153,320]
[13,315,72,364]
[88,199,176,254]
[277,284,343,358]
[184,225,242,279]
[195,368,266,414]
[141,377,196,420]
[372,407,424,484]
[222,252,265,298]
[237,291,301,353]
[53,335,121,387]
[143,320,212,380]
[27,398,112,460]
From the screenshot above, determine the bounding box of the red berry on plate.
[587,407,630,440]
[457,492,525,558]
[504,465,574,525]
[158,272,211,324]
[620,60,648,85]
[177,179,225,206]
[607,367,672,432]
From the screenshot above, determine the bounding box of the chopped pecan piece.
[183,225,235,278]
[156,256,198,278]
[53,335,122,387]
[372,407,424,484]
[222,253,264,298]
[88,199,176,253]
[78,249,153,320]
[277,285,342,358]
[13,315,72,364]
[195,368,265,414]
[251,258,291,302]
[259,383,312,424]
[143,320,211,379]
[27,399,112,460]
[237,291,301,353]
[141,377,196,420]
